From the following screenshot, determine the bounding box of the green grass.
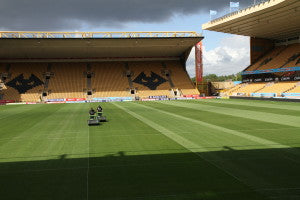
[0,99,300,200]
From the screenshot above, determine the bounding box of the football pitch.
[0,99,300,200]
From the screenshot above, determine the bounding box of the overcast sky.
[0,0,254,76]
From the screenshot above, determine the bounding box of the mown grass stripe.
[111,102,251,187]
[138,102,300,148]
[1,100,297,200]
[191,100,300,117]
[112,102,207,152]
[0,104,89,162]
[159,100,300,128]
[136,102,289,149]
[0,105,43,120]
[124,102,300,195]
[198,99,300,111]
[0,105,67,155]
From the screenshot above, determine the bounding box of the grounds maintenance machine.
[87,106,107,126]
[88,112,100,126]
[97,110,107,122]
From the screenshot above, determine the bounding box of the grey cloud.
[186,35,250,77]
[0,0,252,30]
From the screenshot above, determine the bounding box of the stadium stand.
[0,64,7,101]
[128,61,199,98]
[0,64,8,83]
[0,31,203,102]
[0,64,5,73]
[47,63,86,99]
[284,82,300,92]
[244,44,300,72]
[222,84,243,96]
[168,61,199,95]
[0,66,4,88]
[255,82,297,95]
[231,83,266,96]
[131,62,168,89]
[0,32,202,102]
[91,62,130,98]
[252,44,300,71]
[0,79,5,90]
[224,81,300,97]
[245,46,286,71]
[203,0,300,98]
[130,61,171,97]
[230,43,300,97]
[2,63,46,102]
[230,42,300,97]
[277,44,300,69]
[0,61,199,101]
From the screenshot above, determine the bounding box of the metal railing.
[0,31,201,39]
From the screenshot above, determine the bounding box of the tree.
[192,72,242,82]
